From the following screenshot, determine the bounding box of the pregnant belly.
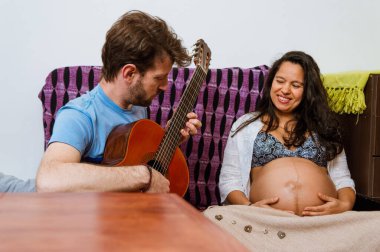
[249,157,337,216]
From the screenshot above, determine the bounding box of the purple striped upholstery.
[38,65,269,209]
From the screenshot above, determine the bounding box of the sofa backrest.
[38,65,269,209]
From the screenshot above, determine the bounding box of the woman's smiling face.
[270,61,305,115]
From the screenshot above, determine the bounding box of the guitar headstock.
[193,39,211,73]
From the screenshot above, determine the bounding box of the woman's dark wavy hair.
[101,10,191,81]
[233,51,343,161]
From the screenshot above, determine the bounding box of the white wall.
[0,0,379,180]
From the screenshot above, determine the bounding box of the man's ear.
[120,64,138,83]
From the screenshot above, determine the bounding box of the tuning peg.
[191,47,199,53]
[195,38,204,44]
[191,51,199,59]
[192,46,199,52]
[194,39,205,48]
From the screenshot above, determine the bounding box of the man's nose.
[160,79,169,91]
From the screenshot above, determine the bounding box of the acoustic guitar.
[102,39,211,196]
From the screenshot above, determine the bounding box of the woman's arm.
[226,190,251,205]
[219,114,261,205]
[337,187,356,210]
[219,118,253,204]
[327,149,356,192]
[219,129,247,204]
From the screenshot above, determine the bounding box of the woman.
[219,51,355,216]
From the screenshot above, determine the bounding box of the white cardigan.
[219,113,356,203]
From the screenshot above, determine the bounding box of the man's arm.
[36,142,169,193]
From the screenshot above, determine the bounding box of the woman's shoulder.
[231,112,262,131]
[235,112,259,122]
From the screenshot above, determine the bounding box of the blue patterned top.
[251,131,327,168]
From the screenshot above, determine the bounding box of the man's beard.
[128,78,161,107]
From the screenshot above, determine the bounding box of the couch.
[38,65,269,209]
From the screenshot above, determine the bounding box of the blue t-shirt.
[49,85,147,163]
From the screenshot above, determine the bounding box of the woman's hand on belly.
[252,196,279,208]
[253,196,295,214]
[302,187,356,216]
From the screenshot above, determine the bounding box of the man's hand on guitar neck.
[166,112,202,144]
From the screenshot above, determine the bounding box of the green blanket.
[323,71,380,114]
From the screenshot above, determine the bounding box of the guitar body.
[102,119,189,196]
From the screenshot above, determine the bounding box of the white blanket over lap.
[203,205,380,252]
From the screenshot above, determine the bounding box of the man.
[36,10,201,193]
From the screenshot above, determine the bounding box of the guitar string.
[161,69,206,170]
[152,68,206,174]
[157,71,205,173]
[157,72,203,171]
[158,49,210,172]
[163,70,206,171]
[152,68,205,174]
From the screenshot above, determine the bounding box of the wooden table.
[0,193,248,251]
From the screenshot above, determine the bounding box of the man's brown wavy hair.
[101,10,191,81]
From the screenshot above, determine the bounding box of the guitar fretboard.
[152,66,207,174]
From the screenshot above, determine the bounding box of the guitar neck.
[153,66,207,173]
